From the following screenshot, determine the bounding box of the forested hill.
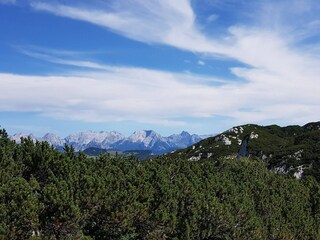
[1,127,320,239]
[171,122,320,181]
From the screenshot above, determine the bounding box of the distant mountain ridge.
[9,130,212,154]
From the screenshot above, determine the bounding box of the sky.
[0,0,320,137]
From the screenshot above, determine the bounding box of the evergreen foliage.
[172,122,320,180]
[1,128,320,239]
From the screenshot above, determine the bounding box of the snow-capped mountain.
[65,131,125,150]
[9,130,212,154]
[42,133,65,146]
[99,131,126,149]
[114,130,172,153]
[166,131,202,149]
[10,133,38,143]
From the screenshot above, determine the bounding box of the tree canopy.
[1,128,320,239]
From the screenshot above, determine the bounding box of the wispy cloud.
[1,50,319,127]
[14,45,114,71]
[197,60,205,66]
[29,0,320,59]
[0,48,236,126]
[206,14,219,23]
[0,0,16,4]
[30,0,225,54]
[4,0,319,126]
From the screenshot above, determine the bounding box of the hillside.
[1,127,320,239]
[170,122,320,180]
[82,147,154,159]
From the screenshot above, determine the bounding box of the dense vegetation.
[172,122,320,180]
[1,128,320,239]
[82,147,153,160]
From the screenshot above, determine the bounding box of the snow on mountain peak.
[126,130,161,147]
[42,133,65,146]
[180,131,191,137]
[100,131,125,148]
[10,133,38,143]
[65,131,125,150]
[9,130,212,154]
[66,131,111,144]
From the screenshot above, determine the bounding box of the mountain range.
[170,121,320,180]
[9,130,212,154]
[8,122,320,178]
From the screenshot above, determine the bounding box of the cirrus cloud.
[2,0,319,128]
[0,0,16,4]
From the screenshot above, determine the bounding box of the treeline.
[1,128,320,239]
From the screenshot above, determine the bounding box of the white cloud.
[207,14,219,23]
[0,64,240,125]
[10,0,320,126]
[31,0,226,54]
[29,0,320,58]
[1,56,319,127]
[0,0,16,4]
[197,60,205,66]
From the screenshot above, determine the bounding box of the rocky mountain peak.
[9,129,209,154]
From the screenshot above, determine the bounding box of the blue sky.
[0,0,319,137]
